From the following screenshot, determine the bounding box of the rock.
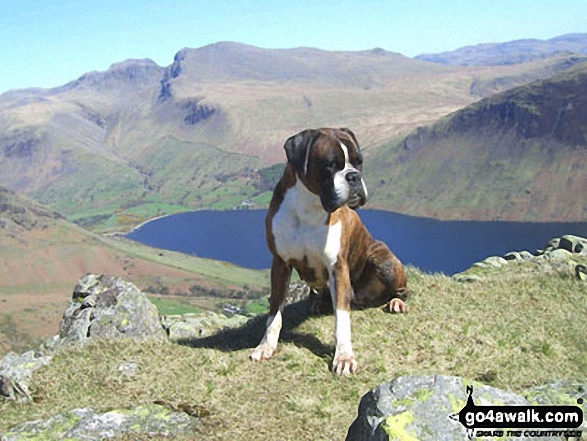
[525,381,587,435]
[503,251,535,262]
[559,235,587,255]
[548,248,574,261]
[545,237,561,250]
[452,274,482,283]
[0,350,52,401]
[58,274,166,346]
[118,362,139,379]
[503,251,523,261]
[519,250,534,260]
[346,375,564,441]
[455,235,587,281]
[286,281,312,305]
[483,256,508,268]
[161,311,249,340]
[525,380,586,408]
[2,404,202,440]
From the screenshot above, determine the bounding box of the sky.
[0,0,585,94]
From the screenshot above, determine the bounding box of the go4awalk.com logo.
[449,385,584,439]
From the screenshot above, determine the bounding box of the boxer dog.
[250,128,409,375]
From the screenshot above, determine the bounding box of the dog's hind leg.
[353,240,409,313]
[250,256,291,362]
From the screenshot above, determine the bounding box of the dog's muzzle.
[345,171,368,209]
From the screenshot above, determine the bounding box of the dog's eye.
[324,158,339,171]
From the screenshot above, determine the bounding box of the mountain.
[0,187,268,353]
[366,62,587,221]
[1,41,585,229]
[0,43,473,230]
[416,33,587,66]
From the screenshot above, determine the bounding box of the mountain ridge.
[416,32,587,66]
[1,38,586,229]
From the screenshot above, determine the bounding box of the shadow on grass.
[176,299,334,360]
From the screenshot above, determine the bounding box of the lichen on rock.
[2,404,202,440]
[58,274,167,346]
[346,375,571,441]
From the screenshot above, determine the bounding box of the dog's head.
[284,128,368,213]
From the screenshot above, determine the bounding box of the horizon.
[1,0,586,94]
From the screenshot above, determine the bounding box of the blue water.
[126,209,587,275]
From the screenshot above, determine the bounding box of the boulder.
[2,404,202,440]
[346,375,565,441]
[58,274,166,346]
[558,235,587,255]
[0,350,52,401]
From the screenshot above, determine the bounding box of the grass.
[148,297,204,316]
[1,263,585,439]
[102,236,270,290]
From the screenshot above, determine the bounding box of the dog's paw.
[385,298,408,314]
[249,343,276,362]
[332,353,358,376]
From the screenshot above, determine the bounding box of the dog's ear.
[340,128,360,151]
[284,129,321,177]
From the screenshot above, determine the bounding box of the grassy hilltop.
[1,257,586,439]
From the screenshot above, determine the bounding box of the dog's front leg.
[250,256,291,362]
[330,261,357,376]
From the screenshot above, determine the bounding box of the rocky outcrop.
[0,275,166,401]
[1,274,253,403]
[59,274,167,346]
[0,186,61,231]
[182,98,216,125]
[2,404,202,440]
[454,235,587,282]
[346,375,586,441]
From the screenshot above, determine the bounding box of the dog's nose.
[345,171,361,186]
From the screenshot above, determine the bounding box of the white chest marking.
[272,180,341,271]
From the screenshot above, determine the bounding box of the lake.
[126,209,587,275]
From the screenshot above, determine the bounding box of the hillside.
[416,33,587,66]
[366,62,587,221]
[2,41,585,230]
[0,188,269,354]
[1,242,585,439]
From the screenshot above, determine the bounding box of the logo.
[449,385,584,439]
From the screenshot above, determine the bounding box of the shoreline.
[102,213,175,238]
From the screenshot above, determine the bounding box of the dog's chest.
[271,186,341,274]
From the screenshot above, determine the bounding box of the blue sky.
[0,0,585,93]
